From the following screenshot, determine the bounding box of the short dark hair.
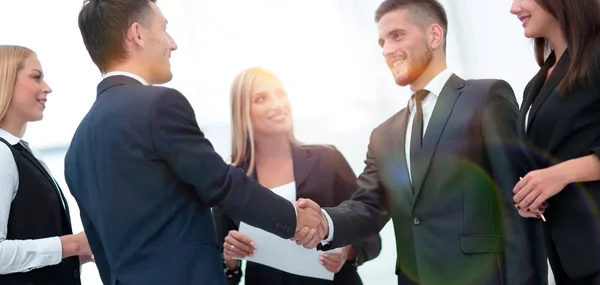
[375,0,448,51]
[78,0,157,73]
[533,0,600,94]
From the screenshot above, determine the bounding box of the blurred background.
[0,0,548,284]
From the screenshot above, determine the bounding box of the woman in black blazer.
[212,67,381,285]
[510,1,600,284]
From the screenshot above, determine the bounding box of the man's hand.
[292,198,329,249]
[293,204,320,248]
[298,198,329,240]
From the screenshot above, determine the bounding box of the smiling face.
[6,54,52,124]
[249,74,293,137]
[378,8,433,87]
[510,0,559,39]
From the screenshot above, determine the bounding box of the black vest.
[0,138,80,285]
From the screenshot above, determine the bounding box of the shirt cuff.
[293,202,297,216]
[38,236,63,267]
[321,209,334,243]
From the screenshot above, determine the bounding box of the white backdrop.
[0,0,549,284]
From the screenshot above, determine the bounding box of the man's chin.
[394,76,412,87]
[155,72,173,85]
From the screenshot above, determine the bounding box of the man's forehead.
[379,9,427,34]
[378,10,410,27]
[149,2,165,19]
[378,12,410,34]
[380,8,410,22]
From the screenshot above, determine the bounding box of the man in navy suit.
[65,1,325,285]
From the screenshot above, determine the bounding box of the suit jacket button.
[73,268,80,278]
[275,221,282,229]
[413,218,421,225]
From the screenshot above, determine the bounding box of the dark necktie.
[410,89,429,187]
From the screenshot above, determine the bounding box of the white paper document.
[237,222,340,280]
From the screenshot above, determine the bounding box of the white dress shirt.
[0,128,63,274]
[524,105,532,133]
[405,69,454,182]
[323,69,454,242]
[103,71,149,85]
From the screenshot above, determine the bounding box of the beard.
[392,42,433,86]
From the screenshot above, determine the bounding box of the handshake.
[291,198,329,249]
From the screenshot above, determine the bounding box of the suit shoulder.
[141,86,196,118]
[296,144,339,157]
[463,79,515,103]
[296,144,350,166]
[139,85,187,104]
[372,109,406,137]
[464,78,512,90]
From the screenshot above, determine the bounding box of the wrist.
[223,259,242,281]
[59,235,81,258]
[344,246,355,261]
[322,212,329,239]
[345,255,359,267]
[551,164,572,187]
[225,258,239,270]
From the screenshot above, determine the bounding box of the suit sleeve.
[323,131,390,248]
[149,89,296,239]
[328,147,382,266]
[212,206,239,251]
[482,80,545,285]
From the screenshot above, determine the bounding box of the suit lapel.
[412,74,464,198]
[518,55,551,137]
[527,50,569,127]
[291,145,315,190]
[243,144,314,192]
[388,109,415,201]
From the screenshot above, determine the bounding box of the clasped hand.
[291,198,329,249]
[513,166,568,218]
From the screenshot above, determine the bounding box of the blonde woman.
[212,67,381,285]
[0,45,92,284]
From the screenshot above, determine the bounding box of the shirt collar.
[408,69,453,113]
[103,71,149,86]
[0,128,21,145]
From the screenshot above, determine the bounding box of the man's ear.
[429,23,444,51]
[125,22,145,48]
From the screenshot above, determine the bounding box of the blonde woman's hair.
[0,45,35,135]
[230,67,300,176]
